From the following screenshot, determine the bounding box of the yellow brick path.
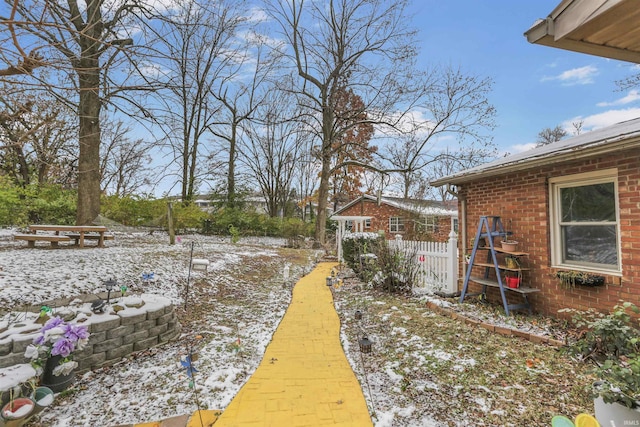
[211,261,372,427]
[133,262,371,427]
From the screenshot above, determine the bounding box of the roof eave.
[524,1,640,64]
[431,136,640,187]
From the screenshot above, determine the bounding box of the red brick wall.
[458,149,640,317]
[337,199,453,242]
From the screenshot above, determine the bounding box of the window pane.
[560,183,615,222]
[562,224,618,266]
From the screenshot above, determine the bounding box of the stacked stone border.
[425,300,565,347]
[0,297,181,374]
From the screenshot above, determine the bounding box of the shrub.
[370,241,419,294]
[341,232,383,271]
[101,195,166,227]
[0,177,28,226]
[563,302,640,408]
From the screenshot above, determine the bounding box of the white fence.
[388,231,458,294]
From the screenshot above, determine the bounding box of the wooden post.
[168,202,175,245]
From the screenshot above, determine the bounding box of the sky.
[407,1,640,154]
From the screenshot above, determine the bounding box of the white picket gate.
[388,231,458,294]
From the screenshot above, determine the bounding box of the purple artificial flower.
[33,334,46,345]
[42,316,64,332]
[51,338,75,357]
[63,323,89,342]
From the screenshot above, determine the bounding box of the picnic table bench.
[65,233,115,246]
[13,234,71,248]
[14,225,110,248]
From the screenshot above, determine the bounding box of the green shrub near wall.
[341,232,383,271]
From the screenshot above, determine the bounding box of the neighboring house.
[331,194,458,242]
[431,117,640,317]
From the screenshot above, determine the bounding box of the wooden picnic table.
[27,225,109,248]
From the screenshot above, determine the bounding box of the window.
[389,217,405,233]
[345,220,353,232]
[549,170,620,273]
[364,219,371,229]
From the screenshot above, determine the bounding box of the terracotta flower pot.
[501,241,518,252]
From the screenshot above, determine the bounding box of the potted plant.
[1,395,35,427]
[504,255,520,269]
[500,239,518,252]
[24,316,90,392]
[563,302,640,425]
[556,271,605,288]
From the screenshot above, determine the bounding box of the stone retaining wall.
[0,295,181,374]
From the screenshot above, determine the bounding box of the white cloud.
[541,65,599,85]
[562,107,640,132]
[596,90,640,107]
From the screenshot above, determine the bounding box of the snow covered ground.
[0,228,592,426]
[0,229,320,426]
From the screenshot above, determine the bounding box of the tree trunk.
[315,147,332,245]
[76,52,102,225]
[227,123,236,207]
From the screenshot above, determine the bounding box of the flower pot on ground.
[24,316,89,393]
[29,386,54,415]
[1,397,35,427]
[41,355,76,393]
[593,385,640,427]
[500,240,518,252]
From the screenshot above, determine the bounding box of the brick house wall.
[337,198,453,242]
[458,148,640,317]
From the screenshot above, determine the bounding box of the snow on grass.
[0,231,317,426]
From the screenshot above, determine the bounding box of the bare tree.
[100,119,152,196]
[264,0,423,244]
[209,36,276,208]
[536,125,567,146]
[0,87,76,186]
[425,146,498,202]
[380,65,495,197]
[144,0,248,204]
[3,0,142,224]
[240,87,308,217]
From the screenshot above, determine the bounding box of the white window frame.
[364,219,371,229]
[389,217,405,233]
[549,169,621,274]
[424,215,438,233]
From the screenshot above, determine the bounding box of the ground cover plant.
[0,230,596,426]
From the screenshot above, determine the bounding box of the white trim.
[549,168,621,274]
[389,217,405,233]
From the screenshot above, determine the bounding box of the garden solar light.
[104,278,117,304]
[358,336,372,353]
